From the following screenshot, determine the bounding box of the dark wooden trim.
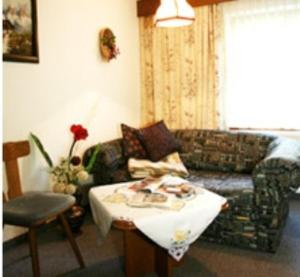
[137,0,236,17]
[3,0,39,63]
[112,219,136,230]
[138,0,160,17]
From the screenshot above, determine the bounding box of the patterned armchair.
[84,129,300,252]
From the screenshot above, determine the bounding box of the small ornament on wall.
[99,28,120,62]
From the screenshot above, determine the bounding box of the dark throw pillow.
[121,123,147,159]
[138,121,180,162]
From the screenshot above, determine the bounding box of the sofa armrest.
[252,138,300,229]
[253,138,300,195]
[83,139,126,185]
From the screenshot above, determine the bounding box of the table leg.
[123,229,155,277]
[155,246,174,277]
[122,229,182,277]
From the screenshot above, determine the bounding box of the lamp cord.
[173,0,179,16]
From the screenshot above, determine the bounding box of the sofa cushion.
[173,129,274,173]
[188,170,253,195]
[121,123,147,159]
[187,170,230,189]
[188,170,255,218]
[138,121,180,162]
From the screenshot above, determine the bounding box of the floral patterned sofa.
[83,129,300,252]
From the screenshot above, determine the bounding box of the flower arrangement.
[99,28,120,61]
[31,124,100,195]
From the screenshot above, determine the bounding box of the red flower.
[70,124,88,141]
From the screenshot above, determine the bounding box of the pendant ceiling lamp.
[154,0,195,27]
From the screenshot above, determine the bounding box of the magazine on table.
[126,175,201,209]
[129,175,198,198]
[104,175,202,210]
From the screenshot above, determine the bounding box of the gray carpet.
[3,198,300,277]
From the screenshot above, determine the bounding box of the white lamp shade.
[155,0,195,27]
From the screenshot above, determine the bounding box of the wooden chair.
[3,141,85,277]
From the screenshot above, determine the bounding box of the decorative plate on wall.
[99,28,120,62]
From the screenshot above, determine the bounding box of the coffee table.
[113,203,228,277]
[89,182,228,277]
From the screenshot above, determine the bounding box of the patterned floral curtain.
[139,5,221,129]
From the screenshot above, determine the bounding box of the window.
[222,0,300,130]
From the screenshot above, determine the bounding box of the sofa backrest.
[84,129,276,184]
[173,129,275,173]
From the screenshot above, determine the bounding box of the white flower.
[53,183,66,193]
[70,163,81,170]
[58,157,67,167]
[77,170,89,182]
[65,184,77,195]
[49,174,57,186]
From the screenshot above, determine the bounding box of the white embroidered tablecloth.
[89,176,226,261]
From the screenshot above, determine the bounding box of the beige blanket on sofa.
[128,152,189,179]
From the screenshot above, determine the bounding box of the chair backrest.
[3,141,30,200]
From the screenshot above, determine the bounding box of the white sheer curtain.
[220,0,300,130]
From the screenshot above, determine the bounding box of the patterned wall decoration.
[139,5,221,129]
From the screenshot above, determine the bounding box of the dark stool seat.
[3,192,75,227]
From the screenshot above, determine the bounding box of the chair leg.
[28,227,40,277]
[58,213,85,268]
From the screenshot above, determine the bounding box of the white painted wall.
[3,0,140,192]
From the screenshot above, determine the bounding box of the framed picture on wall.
[3,0,39,63]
